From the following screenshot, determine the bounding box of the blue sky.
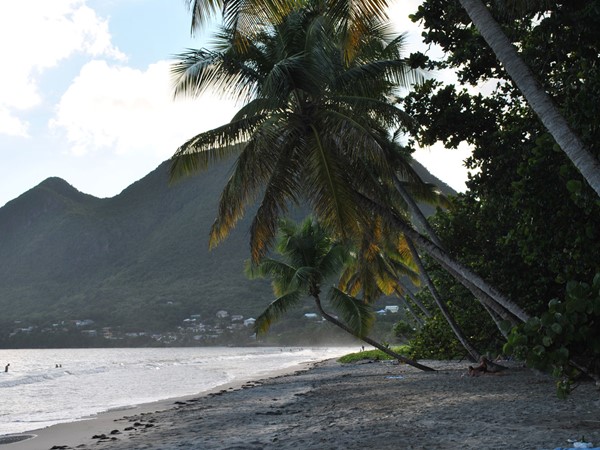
[0,0,471,208]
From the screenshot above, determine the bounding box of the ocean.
[0,346,351,436]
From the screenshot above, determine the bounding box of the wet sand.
[4,359,600,450]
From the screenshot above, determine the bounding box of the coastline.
[4,359,600,450]
[2,360,317,450]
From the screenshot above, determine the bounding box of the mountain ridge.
[0,157,455,345]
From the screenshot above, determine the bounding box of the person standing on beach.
[4,363,9,372]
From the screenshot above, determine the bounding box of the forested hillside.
[0,158,273,333]
[0,156,449,346]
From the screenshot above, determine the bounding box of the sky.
[0,0,472,208]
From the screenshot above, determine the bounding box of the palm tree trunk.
[394,176,521,329]
[406,237,481,362]
[396,285,432,318]
[359,192,530,322]
[393,177,445,249]
[402,221,530,322]
[458,0,600,198]
[312,295,435,372]
[398,295,425,326]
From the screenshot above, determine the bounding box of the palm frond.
[169,113,266,181]
[303,124,364,240]
[248,144,303,262]
[174,45,266,103]
[327,287,374,338]
[186,0,224,35]
[254,290,303,335]
[244,257,300,297]
[209,131,284,248]
[399,181,451,210]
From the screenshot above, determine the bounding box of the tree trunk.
[406,238,481,362]
[396,285,432,318]
[313,295,435,371]
[398,295,425,326]
[458,0,600,198]
[394,176,521,329]
[393,178,445,249]
[359,192,530,322]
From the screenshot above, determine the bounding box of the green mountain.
[0,159,272,330]
[0,157,455,346]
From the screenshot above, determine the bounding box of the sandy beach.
[3,358,600,450]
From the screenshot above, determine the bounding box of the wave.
[0,366,109,389]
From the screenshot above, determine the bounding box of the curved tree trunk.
[394,177,521,330]
[394,177,517,328]
[398,295,425,326]
[458,0,600,198]
[401,220,530,322]
[393,178,446,250]
[359,192,530,322]
[406,238,481,362]
[313,295,435,372]
[396,285,432,318]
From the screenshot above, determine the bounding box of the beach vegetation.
[165,0,600,394]
[338,345,411,364]
[247,216,434,371]
[171,0,537,369]
[403,0,600,391]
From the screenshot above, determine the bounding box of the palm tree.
[171,4,419,262]
[171,1,530,327]
[246,216,435,371]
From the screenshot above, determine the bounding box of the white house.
[384,305,400,313]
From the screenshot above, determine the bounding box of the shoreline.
[4,359,600,449]
[2,359,318,450]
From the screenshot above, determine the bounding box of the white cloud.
[0,108,30,137]
[0,0,124,136]
[50,59,239,159]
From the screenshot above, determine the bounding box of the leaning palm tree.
[247,216,434,371]
[171,2,530,326]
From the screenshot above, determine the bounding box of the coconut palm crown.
[246,216,373,337]
[171,2,421,262]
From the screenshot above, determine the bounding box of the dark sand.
[5,359,600,450]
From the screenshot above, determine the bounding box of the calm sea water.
[0,346,351,436]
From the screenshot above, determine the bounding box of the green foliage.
[405,262,505,359]
[402,0,600,379]
[249,217,375,338]
[0,159,277,335]
[338,345,411,363]
[392,320,416,339]
[504,274,600,398]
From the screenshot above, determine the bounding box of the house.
[231,315,244,322]
[216,310,229,319]
[243,318,256,327]
[384,305,400,313]
[304,313,319,319]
